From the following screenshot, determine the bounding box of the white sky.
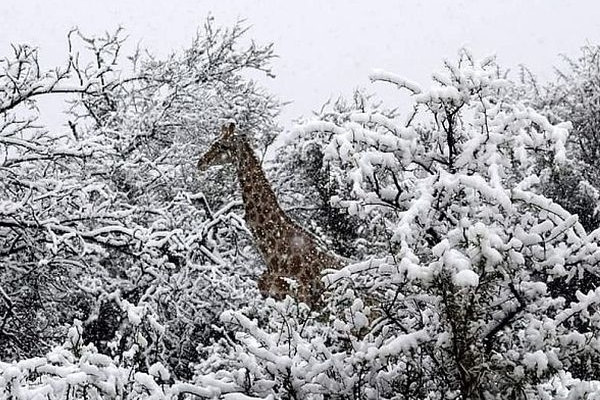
[1,1,600,128]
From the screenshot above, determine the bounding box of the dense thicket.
[0,21,280,378]
[2,25,600,400]
[520,45,600,232]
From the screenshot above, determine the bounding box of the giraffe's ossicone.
[198,123,341,306]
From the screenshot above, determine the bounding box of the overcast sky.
[1,1,600,128]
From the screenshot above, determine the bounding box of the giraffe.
[197,123,340,306]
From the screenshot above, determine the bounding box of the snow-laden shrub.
[0,314,248,399]
[520,45,600,232]
[194,50,600,399]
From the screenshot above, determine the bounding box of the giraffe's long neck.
[234,140,290,242]
[230,137,339,306]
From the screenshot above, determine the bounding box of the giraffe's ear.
[221,124,229,137]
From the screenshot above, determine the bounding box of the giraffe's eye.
[215,143,228,152]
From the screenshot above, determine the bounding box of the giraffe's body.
[198,123,340,306]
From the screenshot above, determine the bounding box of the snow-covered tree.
[4,20,600,400]
[272,89,396,259]
[197,49,600,399]
[519,45,600,232]
[0,30,125,359]
[0,20,280,380]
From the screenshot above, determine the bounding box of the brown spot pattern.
[198,123,341,307]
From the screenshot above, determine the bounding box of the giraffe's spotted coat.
[198,123,340,306]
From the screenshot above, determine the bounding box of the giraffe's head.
[197,123,238,171]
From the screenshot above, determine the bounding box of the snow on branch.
[369,68,422,94]
[0,29,123,115]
